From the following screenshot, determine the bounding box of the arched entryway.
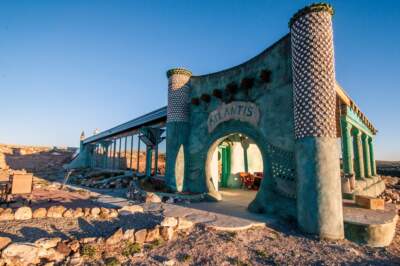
[204,123,270,210]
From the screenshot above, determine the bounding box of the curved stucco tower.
[165,68,192,192]
[290,3,344,239]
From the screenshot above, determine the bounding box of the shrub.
[105,257,120,266]
[81,244,96,259]
[122,241,141,257]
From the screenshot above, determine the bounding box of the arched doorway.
[205,133,264,207]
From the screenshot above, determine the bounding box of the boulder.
[145,227,160,242]
[14,206,32,220]
[160,226,175,241]
[106,228,123,246]
[161,217,178,227]
[0,208,14,221]
[47,206,66,218]
[35,237,62,249]
[177,217,194,230]
[73,208,84,218]
[2,243,40,264]
[63,209,74,218]
[90,207,101,218]
[123,229,135,241]
[134,229,147,244]
[32,208,47,219]
[145,193,162,203]
[118,205,144,216]
[0,237,11,251]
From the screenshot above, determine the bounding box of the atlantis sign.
[207,101,260,133]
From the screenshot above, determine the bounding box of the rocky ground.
[0,144,398,265]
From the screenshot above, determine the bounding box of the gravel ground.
[136,225,400,266]
[67,221,400,266]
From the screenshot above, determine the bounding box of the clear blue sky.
[0,0,399,160]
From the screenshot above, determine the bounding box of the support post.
[352,128,365,179]
[129,135,134,169]
[341,120,354,175]
[112,140,116,169]
[362,134,372,177]
[290,3,344,240]
[137,134,141,172]
[368,137,377,176]
[154,144,159,176]
[145,146,153,176]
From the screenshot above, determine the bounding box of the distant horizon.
[0,0,399,160]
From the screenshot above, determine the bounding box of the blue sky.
[0,0,399,160]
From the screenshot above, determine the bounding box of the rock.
[100,207,110,218]
[106,228,123,245]
[108,208,119,218]
[0,237,11,251]
[90,207,101,218]
[38,247,66,262]
[161,217,178,227]
[63,208,74,218]
[134,229,147,244]
[118,205,144,216]
[83,208,91,217]
[56,242,71,256]
[2,243,40,264]
[32,207,47,218]
[163,259,176,266]
[145,193,162,203]
[177,217,194,230]
[80,237,97,244]
[160,227,175,241]
[123,229,135,240]
[68,252,83,266]
[145,227,160,242]
[73,208,84,218]
[68,240,80,253]
[166,198,175,204]
[0,208,14,221]
[35,237,62,249]
[47,206,66,218]
[14,206,32,220]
